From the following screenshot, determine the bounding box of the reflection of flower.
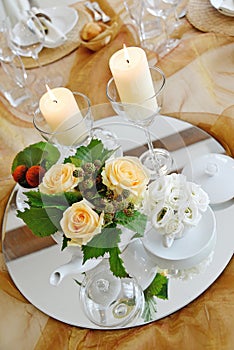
[145,174,210,244]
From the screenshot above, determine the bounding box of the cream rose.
[101,156,150,201]
[39,163,79,194]
[60,199,104,246]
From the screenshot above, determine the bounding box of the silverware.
[178,7,187,19]
[84,1,102,21]
[92,2,111,23]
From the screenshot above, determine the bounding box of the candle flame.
[46,84,57,103]
[123,44,130,64]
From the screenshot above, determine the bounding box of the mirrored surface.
[2,115,234,329]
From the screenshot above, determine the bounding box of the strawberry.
[26,165,46,188]
[12,165,28,184]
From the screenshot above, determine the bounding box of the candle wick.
[53,99,58,103]
[126,59,130,64]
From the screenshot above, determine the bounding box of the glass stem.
[144,126,161,178]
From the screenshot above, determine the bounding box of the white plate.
[210,0,234,16]
[182,153,234,205]
[42,6,78,48]
[142,206,216,270]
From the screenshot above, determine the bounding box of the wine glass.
[124,0,162,51]
[0,18,37,112]
[106,66,173,179]
[7,11,63,95]
[163,0,183,30]
[145,0,180,57]
[80,259,144,327]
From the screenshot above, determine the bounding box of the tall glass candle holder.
[106,66,173,179]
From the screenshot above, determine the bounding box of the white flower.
[166,187,189,211]
[151,204,174,228]
[161,215,184,238]
[180,201,202,226]
[187,182,210,212]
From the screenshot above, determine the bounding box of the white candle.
[39,87,88,146]
[109,46,158,121]
[39,87,81,130]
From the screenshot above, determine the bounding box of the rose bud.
[26,165,46,188]
[12,165,28,184]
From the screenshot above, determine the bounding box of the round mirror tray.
[2,116,234,329]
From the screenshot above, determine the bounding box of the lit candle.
[39,86,81,130]
[109,46,158,120]
[39,86,88,146]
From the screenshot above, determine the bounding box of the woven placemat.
[187,0,234,36]
[21,3,92,68]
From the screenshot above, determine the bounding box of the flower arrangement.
[11,139,169,322]
[144,173,210,247]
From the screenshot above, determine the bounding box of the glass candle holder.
[106,66,173,178]
[33,92,92,157]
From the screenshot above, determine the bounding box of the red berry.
[26,165,46,188]
[12,165,28,183]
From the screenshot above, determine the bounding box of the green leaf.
[64,138,116,167]
[25,190,82,209]
[62,235,71,250]
[11,142,60,172]
[17,207,63,237]
[142,273,168,322]
[109,247,128,278]
[142,297,158,322]
[144,273,168,301]
[115,210,147,237]
[82,226,122,260]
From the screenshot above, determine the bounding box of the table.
[0,0,233,349]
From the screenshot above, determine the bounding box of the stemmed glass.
[106,66,173,179]
[0,18,37,112]
[145,0,180,57]
[33,91,93,159]
[163,0,183,30]
[7,10,63,95]
[80,259,144,327]
[124,0,162,51]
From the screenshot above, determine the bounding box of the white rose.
[179,201,202,226]
[151,204,174,228]
[187,182,210,212]
[166,187,189,211]
[60,199,104,246]
[101,156,150,202]
[162,215,184,238]
[39,163,79,194]
[148,176,168,207]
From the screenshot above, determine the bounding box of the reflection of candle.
[109,46,158,118]
[39,86,81,130]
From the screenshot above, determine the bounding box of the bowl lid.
[182,153,234,204]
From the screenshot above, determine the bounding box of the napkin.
[218,0,234,16]
[31,7,67,48]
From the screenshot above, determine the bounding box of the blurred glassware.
[80,259,144,327]
[124,0,162,52]
[7,10,63,95]
[0,18,37,112]
[163,0,184,30]
[145,0,180,57]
